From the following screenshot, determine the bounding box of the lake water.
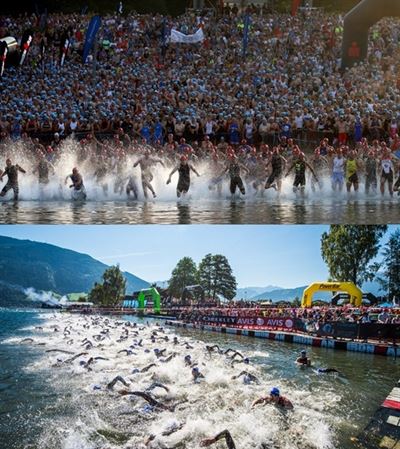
[0,309,398,449]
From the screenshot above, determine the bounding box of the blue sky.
[0,225,397,288]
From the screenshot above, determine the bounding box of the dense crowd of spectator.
[176,304,400,326]
[1,8,400,150]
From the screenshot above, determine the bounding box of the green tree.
[88,265,126,307]
[198,254,237,300]
[292,297,301,307]
[321,225,387,286]
[377,229,400,301]
[168,257,198,298]
[198,254,214,298]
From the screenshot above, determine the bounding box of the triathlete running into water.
[265,147,286,192]
[221,154,250,197]
[0,158,26,200]
[285,153,318,193]
[65,167,86,200]
[166,155,200,197]
[345,151,362,192]
[133,150,165,198]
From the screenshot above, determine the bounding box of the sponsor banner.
[199,315,296,330]
[170,28,204,44]
[358,323,400,340]
[317,322,358,339]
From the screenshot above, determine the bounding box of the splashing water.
[0,140,398,224]
[1,311,398,449]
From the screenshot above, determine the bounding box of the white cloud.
[98,251,157,260]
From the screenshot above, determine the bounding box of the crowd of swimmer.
[20,315,341,449]
[0,132,400,201]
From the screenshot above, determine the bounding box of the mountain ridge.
[0,236,150,306]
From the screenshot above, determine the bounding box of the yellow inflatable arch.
[301,282,363,308]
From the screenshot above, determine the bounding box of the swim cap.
[192,367,199,372]
[270,387,280,396]
[244,358,250,364]
[301,350,306,354]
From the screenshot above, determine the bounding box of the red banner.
[199,315,296,331]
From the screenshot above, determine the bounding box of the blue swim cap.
[270,387,280,396]
[244,358,250,364]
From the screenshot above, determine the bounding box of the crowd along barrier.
[189,315,400,342]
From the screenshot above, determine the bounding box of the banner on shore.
[83,15,102,63]
[170,27,204,44]
[199,315,297,330]
[316,322,358,339]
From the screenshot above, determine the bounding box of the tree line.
[87,225,400,307]
[321,225,400,301]
[168,254,237,301]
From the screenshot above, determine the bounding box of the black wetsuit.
[1,165,20,199]
[229,162,245,194]
[177,164,190,193]
[267,154,283,184]
[365,158,377,189]
[293,160,306,187]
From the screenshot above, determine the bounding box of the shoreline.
[165,320,400,358]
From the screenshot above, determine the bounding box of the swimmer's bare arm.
[190,164,200,176]
[154,158,165,167]
[133,158,143,168]
[167,165,178,183]
[252,397,271,407]
[239,162,250,174]
[305,162,318,180]
[17,165,26,174]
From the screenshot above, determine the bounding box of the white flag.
[170,27,204,44]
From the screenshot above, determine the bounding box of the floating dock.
[355,379,400,448]
[165,321,399,357]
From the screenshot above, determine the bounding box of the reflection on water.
[0,197,399,224]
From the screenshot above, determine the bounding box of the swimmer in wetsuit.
[252,387,293,410]
[232,371,259,384]
[265,148,286,192]
[200,430,236,448]
[192,366,205,382]
[0,158,26,200]
[167,155,200,197]
[285,152,318,193]
[316,368,341,375]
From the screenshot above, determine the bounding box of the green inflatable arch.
[138,288,161,314]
